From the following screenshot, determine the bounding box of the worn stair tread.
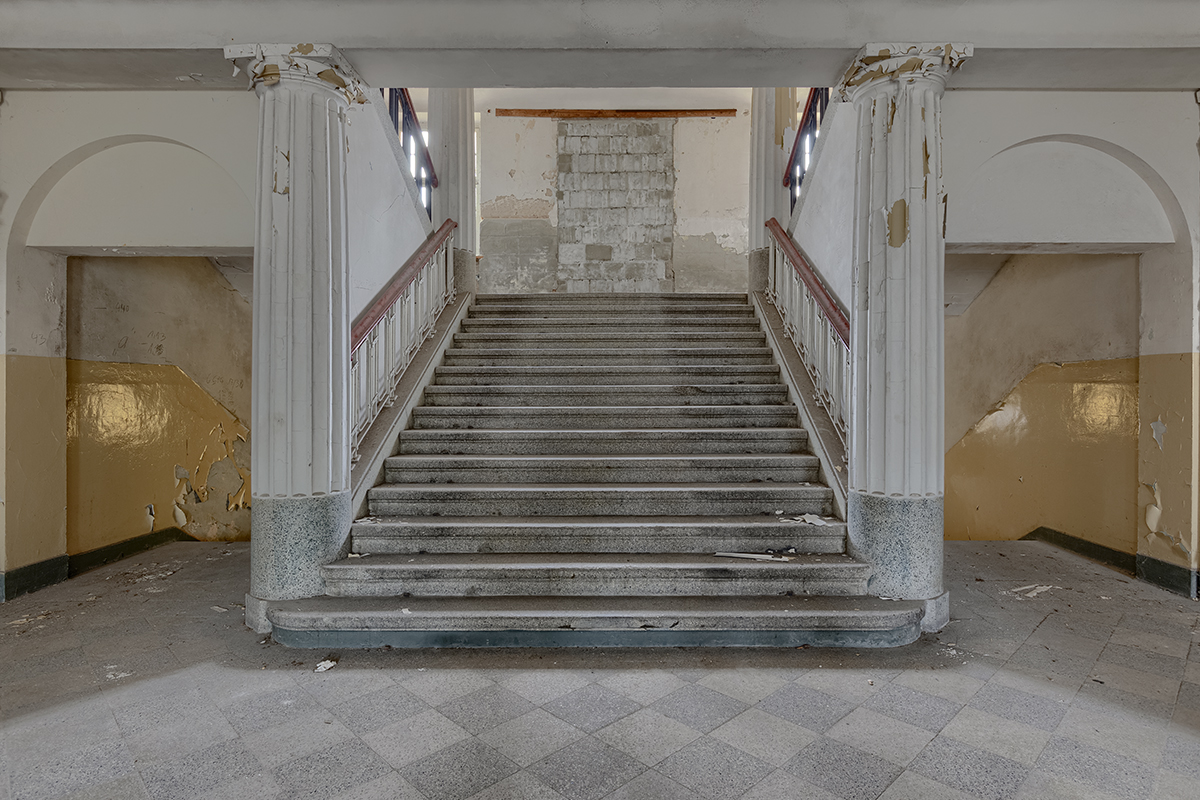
[369,481,827,494]
[446,346,774,357]
[384,453,818,467]
[269,595,920,630]
[355,513,842,528]
[324,551,866,571]
[473,292,750,302]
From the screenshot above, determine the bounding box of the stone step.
[365,482,832,517]
[397,428,808,455]
[350,514,846,555]
[266,595,925,648]
[383,453,820,484]
[468,304,757,318]
[433,365,782,386]
[452,331,768,348]
[459,318,765,333]
[473,292,750,304]
[321,553,869,597]
[409,405,799,430]
[420,384,789,407]
[441,347,776,367]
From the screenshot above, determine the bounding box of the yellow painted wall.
[1137,352,1199,570]
[67,360,250,553]
[946,359,1139,552]
[5,355,67,570]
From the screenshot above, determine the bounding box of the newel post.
[840,43,972,631]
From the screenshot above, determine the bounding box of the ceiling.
[1,0,1199,91]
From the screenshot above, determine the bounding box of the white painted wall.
[479,112,559,224]
[787,100,855,310]
[345,95,434,313]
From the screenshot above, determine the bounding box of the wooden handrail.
[400,89,439,189]
[784,88,821,188]
[765,217,849,346]
[351,219,457,350]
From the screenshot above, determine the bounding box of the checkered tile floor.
[1,541,1197,799]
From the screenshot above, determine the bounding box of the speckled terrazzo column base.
[249,492,352,611]
[748,247,770,293]
[848,490,945,616]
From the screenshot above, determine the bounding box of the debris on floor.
[782,513,832,526]
[314,657,339,673]
[1008,584,1063,598]
[714,552,793,562]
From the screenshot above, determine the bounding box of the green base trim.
[1136,554,1199,600]
[68,527,197,578]
[2,555,69,601]
[270,626,923,650]
[2,528,199,602]
[1020,527,1136,574]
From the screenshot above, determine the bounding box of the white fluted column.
[841,43,972,630]
[226,43,366,631]
[429,88,478,293]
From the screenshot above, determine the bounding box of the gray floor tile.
[940,706,1050,766]
[362,708,471,770]
[220,684,325,736]
[595,708,702,766]
[709,708,816,766]
[544,685,642,733]
[783,737,903,800]
[329,683,428,735]
[1036,735,1156,799]
[656,737,774,800]
[597,670,688,705]
[479,708,586,767]
[651,684,747,734]
[877,771,975,800]
[827,707,936,766]
[891,668,985,704]
[239,709,355,768]
[969,682,1069,732]
[139,739,261,800]
[401,669,496,707]
[601,770,701,800]
[1161,735,1200,779]
[1054,705,1166,766]
[401,738,519,800]
[191,773,282,800]
[909,737,1028,800]
[696,669,788,705]
[738,770,840,800]
[1006,642,1098,683]
[1074,681,1175,723]
[756,684,854,734]
[465,771,565,800]
[527,737,645,800]
[56,773,150,800]
[438,685,537,735]
[499,670,592,705]
[9,738,135,800]
[274,739,393,800]
[863,683,962,732]
[327,772,426,800]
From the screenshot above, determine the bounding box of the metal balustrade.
[783,87,831,212]
[765,218,849,445]
[350,220,457,461]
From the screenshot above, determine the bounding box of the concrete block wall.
[556,120,676,293]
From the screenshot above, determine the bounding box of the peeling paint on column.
[887,199,909,247]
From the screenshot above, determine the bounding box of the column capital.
[837,42,973,101]
[225,43,368,105]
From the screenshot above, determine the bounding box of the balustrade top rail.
[783,87,831,210]
[351,219,457,351]
[765,217,849,346]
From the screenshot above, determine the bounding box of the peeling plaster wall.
[65,256,253,548]
[945,253,1140,449]
[478,113,559,293]
[477,91,752,294]
[674,111,750,292]
[946,359,1139,552]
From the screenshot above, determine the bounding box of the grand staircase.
[268,293,924,647]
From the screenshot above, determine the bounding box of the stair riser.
[460,321,765,334]
[397,431,808,455]
[469,306,757,317]
[420,387,789,407]
[410,408,798,430]
[433,367,782,386]
[452,335,768,348]
[325,572,868,598]
[367,494,833,517]
[442,352,776,367]
[352,528,845,555]
[385,464,818,483]
[474,293,749,303]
